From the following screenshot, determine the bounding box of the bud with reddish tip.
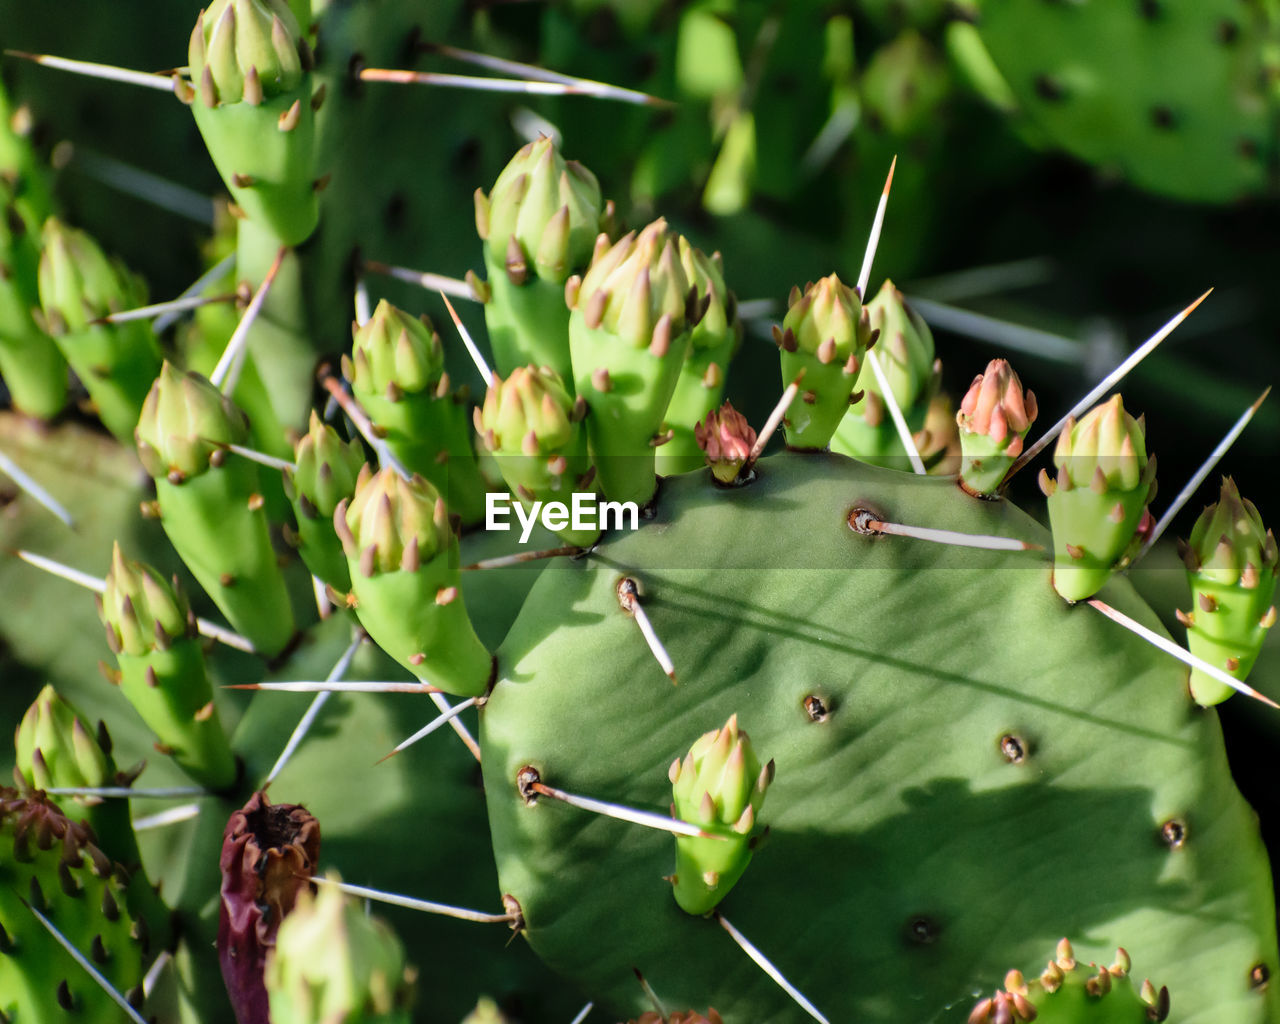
[219,791,321,1024]
[657,240,742,475]
[1179,478,1278,705]
[335,467,493,696]
[1040,394,1156,602]
[695,402,756,485]
[778,273,872,450]
[669,714,772,915]
[956,358,1038,496]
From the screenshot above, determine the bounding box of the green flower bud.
[573,219,693,348]
[778,273,872,450]
[0,182,66,419]
[335,467,492,696]
[969,940,1168,1024]
[287,411,365,518]
[956,358,1038,496]
[1180,478,1278,705]
[37,218,146,334]
[36,218,160,441]
[658,241,742,475]
[669,715,773,916]
[15,685,112,796]
[135,361,250,482]
[265,875,416,1024]
[189,0,307,107]
[283,412,367,588]
[694,402,756,485]
[350,300,445,397]
[337,466,452,576]
[830,279,936,466]
[568,219,699,503]
[476,365,595,546]
[1041,395,1157,603]
[100,543,193,657]
[476,135,603,286]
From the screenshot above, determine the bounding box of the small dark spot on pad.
[803,695,829,722]
[1250,963,1270,990]
[1034,74,1066,102]
[1138,0,1160,18]
[1159,818,1187,849]
[1151,106,1177,131]
[1218,19,1240,44]
[905,916,939,945]
[999,734,1027,764]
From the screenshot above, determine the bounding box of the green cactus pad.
[0,790,147,1020]
[974,0,1276,203]
[482,452,1277,1023]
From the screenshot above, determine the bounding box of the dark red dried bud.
[217,791,321,1024]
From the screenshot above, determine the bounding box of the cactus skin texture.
[0,788,146,1021]
[1178,478,1279,706]
[482,454,1277,1022]
[972,0,1276,203]
[264,875,416,1024]
[965,939,1170,1023]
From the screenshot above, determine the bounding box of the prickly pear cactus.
[0,2,1278,1024]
